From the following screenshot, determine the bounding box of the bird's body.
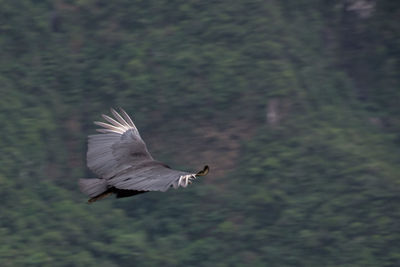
[79,108,208,203]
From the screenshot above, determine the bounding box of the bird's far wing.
[108,162,202,192]
[87,108,153,179]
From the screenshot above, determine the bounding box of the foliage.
[0,0,399,266]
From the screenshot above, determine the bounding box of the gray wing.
[108,161,196,192]
[87,108,153,179]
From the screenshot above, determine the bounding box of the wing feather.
[101,114,129,130]
[94,121,125,134]
[110,108,130,128]
[108,162,192,192]
[96,129,119,134]
[119,108,136,128]
[87,109,153,179]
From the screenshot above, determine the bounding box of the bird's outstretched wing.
[108,161,198,192]
[85,108,206,194]
[87,108,153,179]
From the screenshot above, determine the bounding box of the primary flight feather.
[79,108,209,203]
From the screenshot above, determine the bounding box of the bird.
[79,108,209,203]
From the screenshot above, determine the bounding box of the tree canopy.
[0,0,399,266]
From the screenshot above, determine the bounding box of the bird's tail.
[78,178,108,202]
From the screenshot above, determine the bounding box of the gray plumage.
[79,108,209,203]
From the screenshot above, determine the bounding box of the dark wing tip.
[196,165,209,176]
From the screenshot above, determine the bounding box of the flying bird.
[79,108,209,203]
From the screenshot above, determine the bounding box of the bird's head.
[196,165,209,176]
[177,165,209,188]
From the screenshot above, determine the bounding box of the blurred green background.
[0,0,399,266]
